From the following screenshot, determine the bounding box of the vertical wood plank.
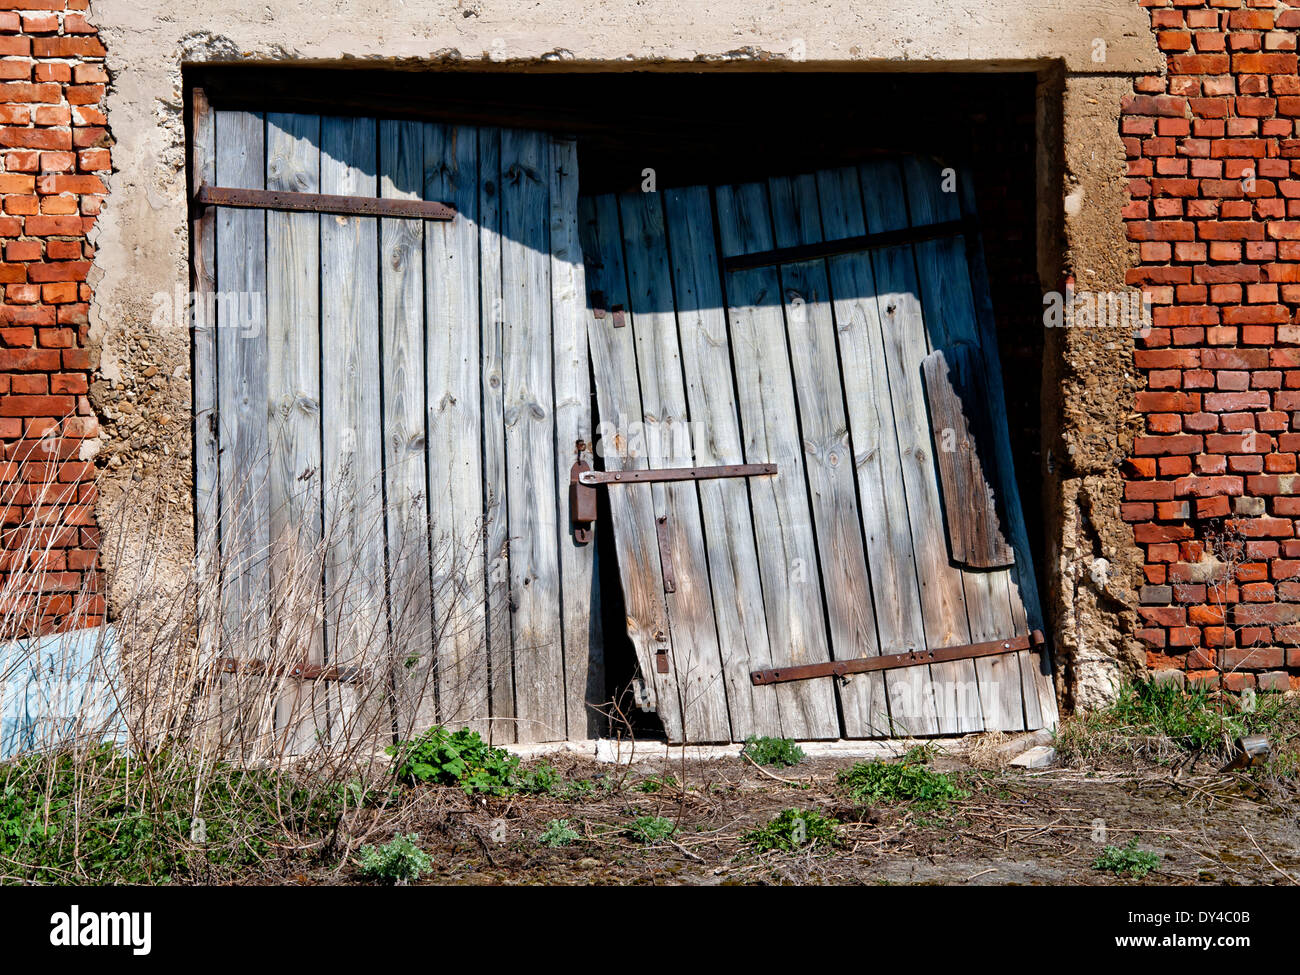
[663,186,780,739]
[549,138,603,740]
[580,193,684,741]
[902,155,1026,732]
[767,173,889,737]
[214,109,269,667]
[817,165,939,736]
[190,89,221,747]
[857,158,983,734]
[265,112,324,751]
[715,181,840,740]
[618,190,732,742]
[426,123,490,736]
[380,119,435,738]
[499,129,564,743]
[478,128,514,743]
[320,116,386,741]
[214,108,270,754]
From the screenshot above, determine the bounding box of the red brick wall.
[1124,0,1300,690]
[0,0,105,637]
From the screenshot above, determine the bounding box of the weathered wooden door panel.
[584,155,1055,741]
[195,111,600,750]
[714,184,842,741]
[663,187,783,740]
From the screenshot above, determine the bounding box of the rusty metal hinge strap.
[194,183,457,221]
[750,630,1045,686]
[579,463,776,486]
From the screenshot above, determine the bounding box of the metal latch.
[570,461,777,543]
[569,441,597,545]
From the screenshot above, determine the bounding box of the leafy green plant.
[741,736,806,768]
[1093,839,1161,879]
[627,815,677,845]
[538,819,581,848]
[516,762,562,795]
[837,752,969,809]
[388,725,521,796]
[356,833,431,884]
[742,808,841,852]
[635,773,678,793]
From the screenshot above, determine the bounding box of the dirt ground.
[258,748,1300,886]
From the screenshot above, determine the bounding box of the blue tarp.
[0,625,125,760]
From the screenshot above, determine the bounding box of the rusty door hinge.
[750,631,1045,685]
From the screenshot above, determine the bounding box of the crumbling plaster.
[85,0,1159,713]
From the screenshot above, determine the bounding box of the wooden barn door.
[581,156,1057,742]
[191,100,600,750]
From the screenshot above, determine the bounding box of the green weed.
[741,736,806,768]
[1093,838,1161,879]
[538,819,581,848]
[742,808,841,853]
[627,815,677,845]
[356,833,431,884]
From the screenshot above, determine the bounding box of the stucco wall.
[84,0,1160,713]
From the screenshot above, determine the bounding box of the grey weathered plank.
[921,346,1016,570]
[618,190,732,743]
[816,164,939,736]
[549,138,603,740]
[380,119,435,738]
[500,129,564,743]
[663,186,780,739]
[902,155,1025,732]
[426,123,490,736]
[320,116,387,741]
[190,90,222,746]
[857,158,983,734]
[214,109,269,664]
[265,112,324,751]
[478,128,515,744]
[715,181,840,740]
[957,167,1058,729]
[215,109,270,753]
[765,173,889,737]
[580,192,683,741]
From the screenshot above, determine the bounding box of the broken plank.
[921,346,1016,571]
[580,192,683,741]
[618,189,731,743]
